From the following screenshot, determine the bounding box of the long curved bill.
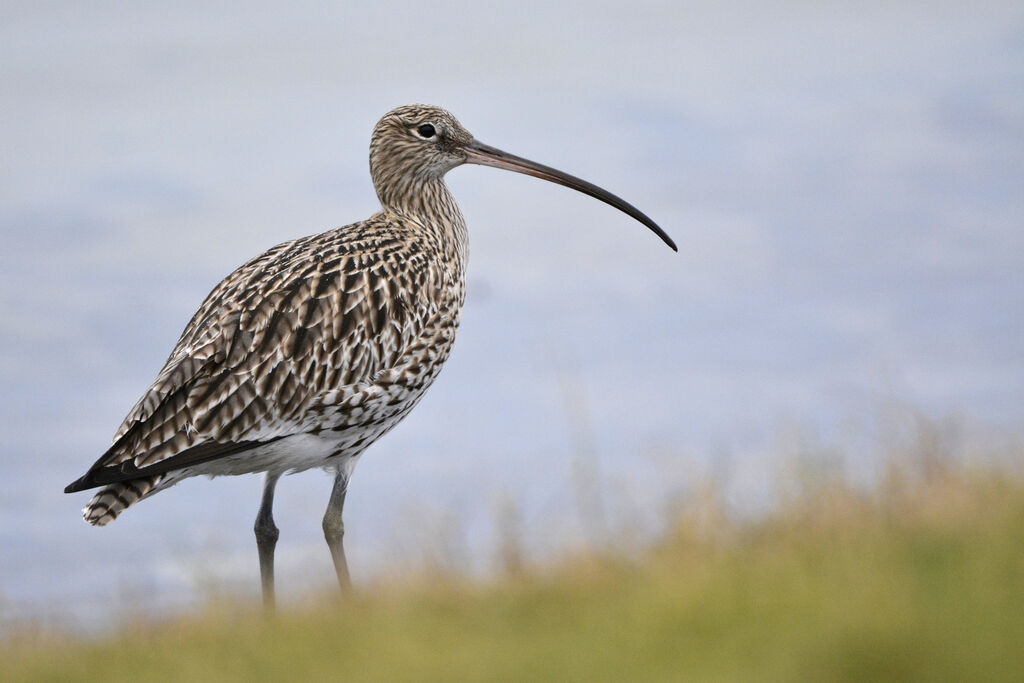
[463,140,677,252]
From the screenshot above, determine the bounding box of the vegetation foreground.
[5,461,1024,681]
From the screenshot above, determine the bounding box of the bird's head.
[370,104,474,185]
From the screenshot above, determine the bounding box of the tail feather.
[83,475,164,526]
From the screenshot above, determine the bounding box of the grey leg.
[323,469,352,596]
[254,471,282,613]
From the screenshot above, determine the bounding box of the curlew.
[65,104,676,611]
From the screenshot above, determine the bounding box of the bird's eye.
[417,123,436,138]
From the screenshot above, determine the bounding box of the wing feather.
[67,217,444,491]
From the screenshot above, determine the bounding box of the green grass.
[5,467,1024,681]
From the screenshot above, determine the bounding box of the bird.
[65,104,677,611]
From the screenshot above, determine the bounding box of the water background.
[2,1,1022,627]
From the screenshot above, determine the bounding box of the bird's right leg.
[254,471,282,613]
[322,468,352,596]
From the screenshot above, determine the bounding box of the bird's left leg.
[254,471,282,613]
[322,468,352,596]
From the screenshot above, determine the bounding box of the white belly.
[161,421,396,494]
[199,432,359,477]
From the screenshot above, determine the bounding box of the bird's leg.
[254,471,282,613]
[323,469,352,596]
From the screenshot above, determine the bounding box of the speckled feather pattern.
[77,105,471,525]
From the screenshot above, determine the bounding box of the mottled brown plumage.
[65,104,675,609]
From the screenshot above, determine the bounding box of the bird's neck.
[378,177,468,279]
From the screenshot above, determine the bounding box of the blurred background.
[1,1,1022,627]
